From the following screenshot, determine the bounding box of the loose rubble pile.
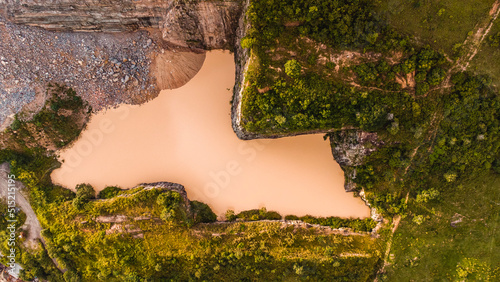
[0,16,161,126]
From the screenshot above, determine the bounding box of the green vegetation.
[285,215,377,233]
[72,183,96,209]
[385,172,500,280]
[241,0,411,134]
[471,18,500,87]
[351,71,500,218]
[0,199,26,270]
[235,207,282,221]
[34,184,381,281]
[223,208,378,233]
[1,84,90,151]
[156,190,191,224]
[0,200,26,232]
[239,0,500,280]
[97,186,122,199]
[191,200,217,224]
[376,0,495,55]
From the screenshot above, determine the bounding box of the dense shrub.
[236,207,282,221]
[98,186,121,199]
[296,215,377,232]
[72,183,95,209]
[191,201,217,224]
[74,183,95,201]
[225,209,237,221]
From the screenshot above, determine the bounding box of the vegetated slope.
[386,172,500,280]
[22,184,380,281]
[238,0,500,280]
[471,17,500,87]
[0,84,91,151]
[375,0,496,56]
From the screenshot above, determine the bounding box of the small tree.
[191,201,217,224]
[444,172,457,182]
[415,82,429,96]
[427,67,446,86]
[75,183,95,201]
[73,183,95,209]
[98,186,121,199]
[284,59,302,78]
[225,210,236,222]
[240,37,255,49]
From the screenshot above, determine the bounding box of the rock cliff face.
[231,0,251,139]
[329,130,383,192]
[162,1,242,49]
[1,0,243,49]
[134,181,192,213]
[329,130,382,167]
[1,0,170,32]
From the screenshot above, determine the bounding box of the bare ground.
[151,50,206,90]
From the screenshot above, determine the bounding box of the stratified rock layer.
[162,1,242,49]
[1,0,243,49]
[1,0,171,32]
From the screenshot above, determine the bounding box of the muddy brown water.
[51,51,370,218]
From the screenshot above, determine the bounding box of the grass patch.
[471,17,500,87]
[376,0,495,56]
[385,172,500,280]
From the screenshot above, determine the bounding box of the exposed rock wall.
[231,0,251,139]
[329,130,383,192]
[1,0,243,49]
[1,0,171,32]
[162,1,243,49]
[329,130,382,167]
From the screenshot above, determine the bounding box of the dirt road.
[0,162,42,248]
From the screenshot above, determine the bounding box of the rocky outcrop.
[330,130,382,167]
[359,189,384,236]
[162,1,243,49]
[329,130,383,192]
[1,0,171,32]
[229,0,343,140]
[0,16,160,126]
[134,181,192,213]
[231,0,251,140]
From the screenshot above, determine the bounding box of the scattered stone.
[450,213,464,227]
[0,14,162,125]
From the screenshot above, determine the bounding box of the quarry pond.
[51,51,370,218]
